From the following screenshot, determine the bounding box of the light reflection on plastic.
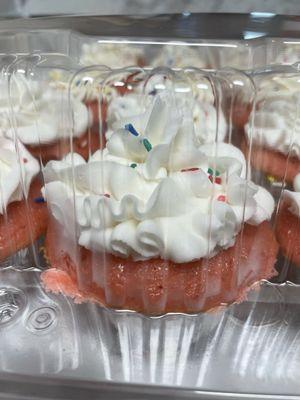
[197,83,209,90]
[175,87,191,93]
[243,31,266,39]
[233,80,244,86]
[250,12,276,18]
[154,84,166,90]
[96,39,237,48]
[114,81,125,87]
[283,41,300,45]
[17,69,25,74]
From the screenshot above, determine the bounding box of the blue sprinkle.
[34,197,45,204]
[149,89,157,96]
[125,123,139,137]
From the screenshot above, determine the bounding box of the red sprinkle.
[104,194,110,198]
[23,158,28,163]
[181,167,200,172]
[209,176,222,185]
[217,195,226,202]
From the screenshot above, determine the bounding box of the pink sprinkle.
[181,167,200,172]
[217,195,226,202]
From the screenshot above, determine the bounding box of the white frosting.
[151,45,217,69]
[273,46,300,65]
[0,137,39,214]
[245,75,300,157]
[0,75,90,146]
[44,93,274,263]
[49,69,117,103]
[80,43,143,68]
[283,173,300,217]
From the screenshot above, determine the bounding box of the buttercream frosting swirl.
[0,137,39,214]
[0,75,90,146]
[245,75,300,157]
[43,93,274,263]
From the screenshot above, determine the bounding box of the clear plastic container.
[1,17,300,400]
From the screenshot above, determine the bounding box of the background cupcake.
[0,73,97,163]
[276,173,300,268]
[42,91,278,315]
[242,73,300,184]
[0,137,48,262]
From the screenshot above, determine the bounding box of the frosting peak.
[107,79,227,146]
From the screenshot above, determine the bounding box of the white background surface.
[4,0,300,17]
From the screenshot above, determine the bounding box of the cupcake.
[42,92,278,315]
[80,42,145,68]
[0,74,97,163]
[0,137,48,262]
[276,174,300,267]
[241,74,300,184]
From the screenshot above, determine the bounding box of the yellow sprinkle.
[39,246,50,266]
[49,70,62,81]
[267,175,275,184]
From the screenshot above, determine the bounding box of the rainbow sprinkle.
[104,194,110,198]
[208,167,220,176]
[142,138,152,152]
[181,167,200,172]
[125,123,139,137]
[130,163,137,168]
[208,168,222,184]
[267,175,275,184]
[217,195,226,202]
[34,197,45,204]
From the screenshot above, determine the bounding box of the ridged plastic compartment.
[0,29,279,69]
[1,31,300,400]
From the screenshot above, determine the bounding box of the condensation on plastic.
[0,35,300,399]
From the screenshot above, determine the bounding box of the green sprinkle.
[142,138,152,152]
[130,163,137,168]
[207,167,214,175]
[216,170,220,176]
